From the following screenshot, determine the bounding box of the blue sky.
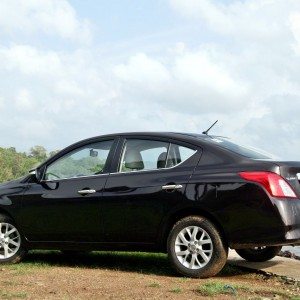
[0,0,300,160]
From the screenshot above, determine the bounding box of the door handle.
[162,184,183,191]
[78,189,96,195]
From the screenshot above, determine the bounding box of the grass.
[148,282,161,288]
[0,292,27,299]
[0,251,299,299]
[5,250,171,275]
[196,280,300,299]
[170,287,182,293]
[196,281,242,296]
[6,250,249,278]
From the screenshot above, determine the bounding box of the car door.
[20,138,118,242]
[101,136,201,244]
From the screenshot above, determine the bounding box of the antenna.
[202,120,218,135]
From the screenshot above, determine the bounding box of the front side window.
[119,139,196,173]
[45,140,114,180]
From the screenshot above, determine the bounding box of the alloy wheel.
[0,223,21,260]
[174,225,213,270]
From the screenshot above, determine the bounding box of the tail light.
[239,171,297,199]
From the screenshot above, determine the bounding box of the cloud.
[15,89,33,110]
[114,53,171,90]
[0,0,299,162]
[169,0,296,41]
[0,0,92,43]
[113,48,248,114]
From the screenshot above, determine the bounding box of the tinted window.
[120,139,169,172]
[204,137,273,159]
[119,140,196,172]
[166,144,196,168]
[45,140,114,180]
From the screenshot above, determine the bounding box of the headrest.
[157,152,167,169]
[124,150,144,170]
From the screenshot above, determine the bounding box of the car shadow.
[229,258,281,268]
[21,250,252,278]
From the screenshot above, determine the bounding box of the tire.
[0,214,27,264]
[167,216,228,278]
[235,246,282,262]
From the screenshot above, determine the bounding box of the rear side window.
[166,144,196,168]
[119,139,196,173]
[120,139,168,172]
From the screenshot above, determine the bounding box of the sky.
[0,0,300,160]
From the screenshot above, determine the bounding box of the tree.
[49,150,60,158]
[0,147,40,182]
[29,146,47,162]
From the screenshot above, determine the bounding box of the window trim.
[115,138,198,175]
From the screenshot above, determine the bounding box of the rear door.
[101,136,201,244]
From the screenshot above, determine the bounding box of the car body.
[0,132,299,277]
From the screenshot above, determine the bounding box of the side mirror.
[29,167,43,182]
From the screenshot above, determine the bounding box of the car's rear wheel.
[235,246,282,262]
[0,214,27,264]
[167,216,228,278]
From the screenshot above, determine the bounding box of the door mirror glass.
[44,140,114,181]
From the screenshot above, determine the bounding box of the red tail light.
[239,171,297,199]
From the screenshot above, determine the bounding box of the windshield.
[203,137,276,159]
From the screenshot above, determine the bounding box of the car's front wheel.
[235,246,282,262]
[167,216,228,278]
[0,214,27,264]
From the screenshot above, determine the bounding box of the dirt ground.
[0,251,299,299]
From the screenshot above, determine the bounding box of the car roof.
[83,131,215,145]
[92,131,212,139]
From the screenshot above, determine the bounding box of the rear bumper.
[227,197,300,249]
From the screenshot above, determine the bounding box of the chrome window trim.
[41,172,108,183]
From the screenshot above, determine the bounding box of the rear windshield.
[204,137,274,159]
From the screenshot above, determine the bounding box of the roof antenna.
[202,120,218,135]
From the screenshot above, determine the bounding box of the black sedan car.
[0,132,299,278]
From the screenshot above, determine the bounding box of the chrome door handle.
[78,189,96,195]
[162,184,183,191]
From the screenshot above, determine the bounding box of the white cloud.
[15,89,33,110]
[0,0,300,162]
[113,48,248,114]
[114,53,171,90]
[0,45,61,76]
[169,0,294,40]
[0,0,92,43]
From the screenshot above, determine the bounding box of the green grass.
[196,280,299,299]
[5,250,172,276]
[148,282,161,288]
[0,291,27,299]
[170,287,182,294]
[196,281,242,297]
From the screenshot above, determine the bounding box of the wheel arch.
[0,207,15,221]
[159,207,228,252]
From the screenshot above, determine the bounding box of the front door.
[101,137,200,244]
[21,139,116,242]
